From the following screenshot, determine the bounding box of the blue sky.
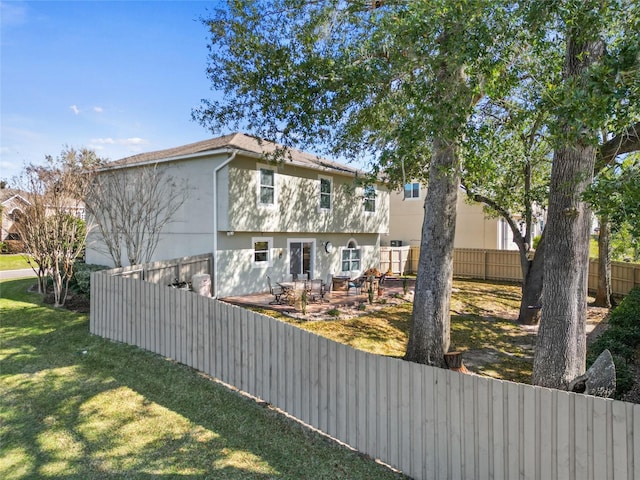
[1,0,221,181]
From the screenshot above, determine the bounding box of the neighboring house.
[1,189,30,241]
[85,133,389,298]
[388,181,543,250]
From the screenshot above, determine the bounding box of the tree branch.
[596,121,640,172]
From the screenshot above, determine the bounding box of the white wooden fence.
[91,265,639,480]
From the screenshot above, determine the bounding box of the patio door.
[288,239,314,279]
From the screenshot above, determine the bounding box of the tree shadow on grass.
[1,279,406,480]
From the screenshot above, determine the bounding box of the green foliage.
[193,0,524,187]
[69,263,109,297]
[532,235,542,250]
[588,287,640,398]
[327,308,340,317]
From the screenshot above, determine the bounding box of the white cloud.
[88,137,149,154]
[90,137,115,145]
[93,106,103,113]
[70,105,80,115]
[1,2,28,27]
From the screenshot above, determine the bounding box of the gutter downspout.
[212,149,238,298]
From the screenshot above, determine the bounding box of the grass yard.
[0,278,406,480]
[279,280,535,384]
[0,254,31,271]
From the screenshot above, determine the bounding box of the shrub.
[3,239,24,254]
[532,235,542,250]
[69,263,109,297]
[588,287,640,398]
[327,308,340,317]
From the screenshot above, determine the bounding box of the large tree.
[194,0,520,367]
[532,0,640,388]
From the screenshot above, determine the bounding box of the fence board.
[355,349,368,453]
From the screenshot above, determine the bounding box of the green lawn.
[0,254,31,271]
[0,278,406,480]
[278,280,535,384]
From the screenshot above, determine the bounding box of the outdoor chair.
[267,276,285,305]
[308,279,325,302]
[347,276,365,295]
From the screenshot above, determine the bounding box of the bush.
[588,287,640,398]
[69,263,109,297]
[3,240,24,254]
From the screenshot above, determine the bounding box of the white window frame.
[287,238,316,279]
[252,236,273,268]
[257,164,276,208]
[363,185,376,213]
[341,238,362,274]
[318,175,333,211]
[404,182,420,200]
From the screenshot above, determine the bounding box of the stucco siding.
[388,187,501,249]
[215,231,380,297]
[85,153,228,267]
[227,158,388,235]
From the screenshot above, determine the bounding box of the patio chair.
[308,279,324,302]
[347,276,365,295]
[267,276,285,305]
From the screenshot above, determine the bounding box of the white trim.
[251,236,273,268]
[403,182,421,200]
[363,185,376,213]
[256,163,277,209]
[97,147,235,172]
[287,237,316,279]
[318,174,333,212]
[341,238,362,276]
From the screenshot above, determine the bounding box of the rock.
[191,273,211,297]
[569,349,616,398]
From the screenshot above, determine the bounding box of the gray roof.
[0,189,30,205]
[105,132,360,176]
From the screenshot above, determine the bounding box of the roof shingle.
[105,132,360,176]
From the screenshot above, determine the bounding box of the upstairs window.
[363,185,376,213]
[258,167,275,206]
[319,176,332,210]
[342,239,361,272]
[404,182,420,199]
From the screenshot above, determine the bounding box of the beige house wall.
[225,156,389,235]
[388,186,505,249]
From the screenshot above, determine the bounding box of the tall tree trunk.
[532,33,603,389]
[518,231,545,324]
[405,138,460,367]
[594,215,612,307]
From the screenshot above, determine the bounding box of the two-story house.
[85,133,389,297]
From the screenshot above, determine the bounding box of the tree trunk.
[594,215,612,308]
[518,231,545,324]
[405,138,459,367]
[532,33,603,389]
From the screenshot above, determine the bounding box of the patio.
[220,276,415,319]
